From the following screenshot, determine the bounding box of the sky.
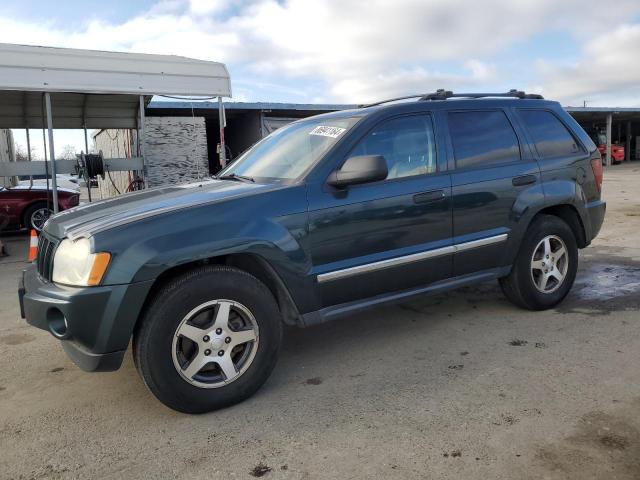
[4,0,640,157]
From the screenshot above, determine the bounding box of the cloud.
[1,0,640,105]
[188,0,227,15]
[539,24,640,106]
[325,62,498,103]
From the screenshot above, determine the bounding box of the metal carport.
[566,107,640,166]
[0,43,231,212]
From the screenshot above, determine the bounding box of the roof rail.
[359,94,427,108]
[420,89,544,101]
[361,89,544,107]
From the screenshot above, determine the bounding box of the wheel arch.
[531,204,587,248]
[138,253,303,330]
[503,201,588,270]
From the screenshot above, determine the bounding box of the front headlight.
[52,238,111,286]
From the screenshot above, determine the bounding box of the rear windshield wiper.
[218,173,255,183]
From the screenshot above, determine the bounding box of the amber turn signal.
[87,252,111,286]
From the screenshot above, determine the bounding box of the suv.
[19,90,606,413]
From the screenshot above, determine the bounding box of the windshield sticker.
[309,125,347,138]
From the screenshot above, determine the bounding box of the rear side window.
[348,114,437,180]
[448,110,520,169]
[518,109,580,158]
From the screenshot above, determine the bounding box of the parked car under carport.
[0,185,79,231]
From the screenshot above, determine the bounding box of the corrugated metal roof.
[148,101,356,111]
[150,101,640,117]
[564,106,640,122]
[0,91,145,129]
[565,106,640,112]
[0,43,231,97]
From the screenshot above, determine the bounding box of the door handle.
[512,174,537,187]
[413,189,445,204]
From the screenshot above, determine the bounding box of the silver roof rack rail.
[361,89,543,107]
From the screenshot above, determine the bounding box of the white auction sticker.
[309,125,346,138]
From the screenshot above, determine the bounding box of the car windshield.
[218,116,362,182]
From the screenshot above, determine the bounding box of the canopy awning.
[0,43,233,210]
[0,43,232,129]
[0,91,145,129]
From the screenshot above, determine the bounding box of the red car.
[594,132,625,163]
[597,144,625,163]
[0,185,80,232]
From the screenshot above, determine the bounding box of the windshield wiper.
[218,173,255,183]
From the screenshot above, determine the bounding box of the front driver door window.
[348,115,437,180]
[306,113,453,308]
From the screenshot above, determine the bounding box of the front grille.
[36,235,58,281]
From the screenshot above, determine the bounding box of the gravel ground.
[1,163,639,480]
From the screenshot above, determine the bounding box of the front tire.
[133,265,283,413]
[23,202,52,232]
[500,215,578,310]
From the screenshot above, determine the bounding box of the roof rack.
[361,89,544,107]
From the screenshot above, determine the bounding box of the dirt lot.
[1,163,640,480]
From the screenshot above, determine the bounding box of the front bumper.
[19,264,153,372]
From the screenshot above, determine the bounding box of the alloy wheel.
[530,235,569,293]
[30,207,51,231]
[171,299,259,388]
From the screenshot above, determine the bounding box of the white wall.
[0,129,15,188]
[93,128,138,198]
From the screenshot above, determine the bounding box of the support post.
[626,121,631,163]
[139,95,148,187]
[83,125,92,202]
[218,97,227,169]
[25,128,31,161]
[26,127,33,188]
[41,118,49,205]
[44,92,59,213]
[605,113,612,167]
[83,126,89,154]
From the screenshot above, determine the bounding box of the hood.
[44,179,278,240]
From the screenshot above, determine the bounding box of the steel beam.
[44,92,59,213]
[0,157,144,177]
[83,121,92,202]
[218,97,227,168]
[25,128,31,161]
[139,95,148,186]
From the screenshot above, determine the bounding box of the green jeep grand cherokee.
[20,90,606,413]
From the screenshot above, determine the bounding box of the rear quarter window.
[448,110,521,169]
[518,109,581,158]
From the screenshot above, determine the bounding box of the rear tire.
[500,215,578,310]
[133,265,282,413]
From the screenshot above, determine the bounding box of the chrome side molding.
[317,233,508,283]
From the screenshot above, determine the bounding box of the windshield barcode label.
[309,126,346,138]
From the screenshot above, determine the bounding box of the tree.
[15,144,27,162]
[59,144,77,161]
[14,143,37,161]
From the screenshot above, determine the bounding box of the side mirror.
[327,155,388,188]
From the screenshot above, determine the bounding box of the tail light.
[591,157,603,193]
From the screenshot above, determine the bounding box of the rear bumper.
[19,264,153,372]
[585,199,606,241]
